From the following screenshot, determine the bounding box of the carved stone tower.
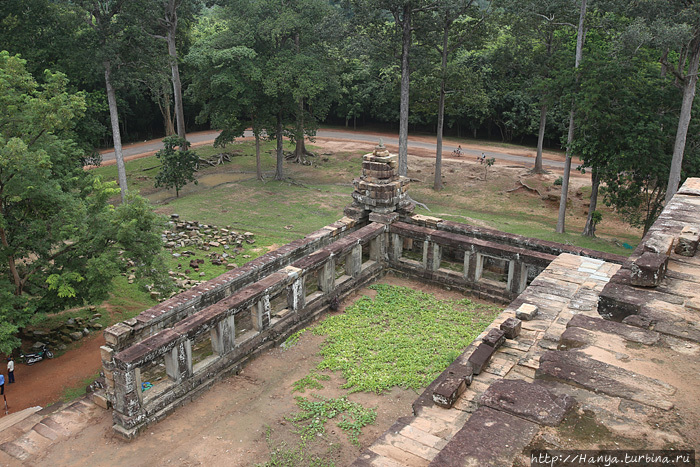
[344,142,414,224]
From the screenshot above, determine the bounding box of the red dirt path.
[1,334,105,414]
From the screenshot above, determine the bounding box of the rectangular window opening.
[439,247,465,274]
[191,332,216,373]
[479,255,509,288]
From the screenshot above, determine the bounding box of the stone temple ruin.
[86,149,700,465]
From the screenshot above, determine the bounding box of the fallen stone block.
[536,350,676,410]
[433,373,467,409]
[621,315,654,329]
[500,317,522,339]
[482,328,506,349]
[629,252,668,287]
[643,231,675,256]
[675,225,700,257]
[428,407,538,467]
[567,314,660,345]
[516,303,538,321]
[432,361,474,409]
[468,343,496,375]
[479,379,575,426]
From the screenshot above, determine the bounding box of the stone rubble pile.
[161,214,256,296]
[21,307,103,351]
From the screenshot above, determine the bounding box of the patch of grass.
[283,329,307,349]
[105,276,159,321]
[312,284,501,393]
[62,371,101,402]
[256,427,336,467]
[287,394,377,446]
[292,371,331,393]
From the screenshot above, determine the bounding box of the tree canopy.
[0,52,169,352]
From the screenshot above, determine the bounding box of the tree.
[571,34,682,235]
[0,52,169,352]
[556,0,587,234]
[140,0,201,143]
[351,0,437,177]
[416,0,489,190]
[79,0,132,202]
[154,136,199,197]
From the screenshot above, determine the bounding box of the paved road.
[100,129,567,170]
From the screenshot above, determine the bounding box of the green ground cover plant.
[286,395,377,446]
[312,284,501,393]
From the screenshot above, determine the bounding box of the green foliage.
[283,329,307,349]
[287,395,376,446]
[0,52,171,353]
[312,284,500,393]
[591,210,603,228]
[256,426,336,467]
[292,371,331,393]
[553,176,563,186]
[154,136,199,197]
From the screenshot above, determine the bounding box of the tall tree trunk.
[104,60,128,202]
[166,8,186,143]
[275,114,284,181]
[255,132,262,181]
[434,25,449,191]
[293,97,306,163]
[665,38,700,203]
[158,90,175,136]
[582,168,600,237]
[556,0,587,234]
[398,5,411,177]
[533,104,547,174]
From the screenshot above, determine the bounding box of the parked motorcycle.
[20,344,54,365]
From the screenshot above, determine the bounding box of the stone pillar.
[474,253,484,281]
[290,277,305,311]
[211,314,235,355]
[463,252,472,280]
[346,244,362,277]
[506,260,515,291]
[389,234,402,262]
[319,260,335,293]
[508,261,528,295]
[254,295,272,331]
[421,240,430,269]
[164,340,192,383]
[369,234,386,262]
[426,242,441,271]
[112,368,140,416]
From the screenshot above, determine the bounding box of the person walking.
[7,357,14,384]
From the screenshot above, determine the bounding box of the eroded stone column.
[211,314,235,354]
[346,244,362,277]
[164,340,192,383]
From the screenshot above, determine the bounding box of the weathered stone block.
[368,212,399,224]
[428,407,538,467]
[482,328,506,349]
[675,225,700,257]
[500,317,522,339]
[468,343,496,375]
[479,379,575,426]
[104,323,132,349]
[100,345,115,364]
[515,303,539,321]
[643,231,675,256]
[432,373,467,409]
[621,314,654,329]
[629,252,667,287]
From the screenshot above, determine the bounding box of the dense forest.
[1,0,699,350]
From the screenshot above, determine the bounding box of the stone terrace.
[353,180,700,466]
